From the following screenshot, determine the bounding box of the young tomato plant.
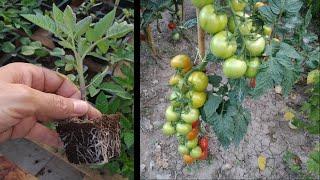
[22,2,134,178]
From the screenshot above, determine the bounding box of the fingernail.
[73,100,88,115]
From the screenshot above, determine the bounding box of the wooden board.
[32,141,126,180]
[0,155,37,180]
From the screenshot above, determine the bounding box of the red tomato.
[199,136,208,151]
[168,22,176,30]
[199,149,208,160]
[192,120,200,128]
[249,78,256,88]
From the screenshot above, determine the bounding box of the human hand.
[0,63,102,147]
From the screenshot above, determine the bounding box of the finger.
[87,104,102,120]
[0,63,79,98]
[0,128,13,144]
[25,123,63,147]
[34,91,90,121]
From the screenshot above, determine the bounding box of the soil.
[56,114,121,165]
[140,1,320,179]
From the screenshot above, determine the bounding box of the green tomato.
[178,145,189,155]
[245,34,266,56]
[165,105,179,121]
[228,12,252,35]
[186,138,198,149]
[191,0,214,8]
[187,71,208,92]
[176,123,192,135]
[199,5,228,34]
[181,108,200,124]
[231,0,247,11]
[162,122,175,136]
[169,91,182,107]
[263,25,272,36]
[172,32,180,41]
[245,57,260,78]
[210,31,237,59]
[190,146,202,159]
[188,91,207,108]
[307,69,320,84]
[223,57,247,79]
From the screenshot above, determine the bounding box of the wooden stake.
[196,8,205,61]
[145,24,158,59]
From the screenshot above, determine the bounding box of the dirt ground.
[140,2,319,179]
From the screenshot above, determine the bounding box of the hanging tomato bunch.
[162,54,209,164]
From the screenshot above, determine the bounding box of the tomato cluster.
[162,54,209,164]
[195,0,273,81]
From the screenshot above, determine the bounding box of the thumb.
[34,91,89,121]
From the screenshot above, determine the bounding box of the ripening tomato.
[245,34,266,56]
[176,123,192,135]
[187,128,199,140]
[254,2,266,9]
[263,25,272,36]
[183,154,194,164]
[178,145,189,155]
[170,54,192,73]
[191,0,213,8]
[228,12,252,35]
[190,146,202,159]
[188,91,207,108]
[188,71,208,92]
[223,57,247,79]
[165,105,179,121]
[168,22,176,30]
[181,108,200,124]
[231,0,248,12]
[169,74,183,86]
[186,138,198,149]
[199,5,228,34]
[162,122,175,135]
[210,31,237,59]
[199,136,209,150]
[199,149,208,160]
[245,57,260,78]
[192,120,200,128]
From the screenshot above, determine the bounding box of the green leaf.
[85,27,99,41]
[63,5,76,33]
[307,149,320,175]
[1,42,15,53]
[22,14,56,34]
[123,132,134,148]
[106,22,133,39]
[75,16,92,37]
[19,37,31,45]
[88,85,100,97]
[94,9,115,38]
[52,4,63,23]
[208,75,222,87]
[57,40,73,49]
[89,69,108,87]
[64,63,74,71]
[50,47,65,56]
[208,104,251,148]
[21,46,35,55]
[100,82,132,100]
[95,92,109,113]
[203,94,222,120]
[97,40,109,54]
[54,60,65,67]
[78,38,90,56]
